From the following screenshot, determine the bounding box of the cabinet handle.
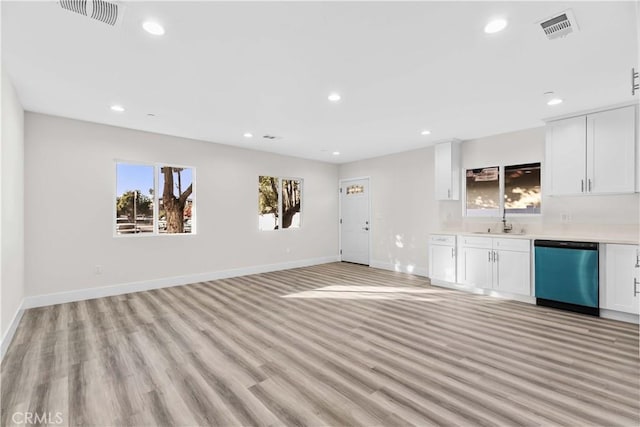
[447,189,451,199]
[588,179,592,192]
[635,278,639,296]
[451,247,455,258]
[488,251,491,262]
[581,179,584,193]
[494,251,498,263]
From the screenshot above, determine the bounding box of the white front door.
[340,178,370,265]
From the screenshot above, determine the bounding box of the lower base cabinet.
[603,244,640,314]
[458,236,531,296]
[495,250,531,295]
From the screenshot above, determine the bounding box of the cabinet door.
[603,244,640,314]
[434,141,460,200]
[429,245,456,282]
[494,250,531,296]
[586,106,636,194]
[460,247,492,288]
[546,116,587,195]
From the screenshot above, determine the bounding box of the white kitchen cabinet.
[603,244,640,314]
[546,105,637,196]
[429,234,456,282]
[434,140,460,200]
[546,116,586,195]
[494,249,531,295]
[458,236,531,296]
[459,246,493,288]
[587,107,636,194]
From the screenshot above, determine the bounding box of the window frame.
[114,160,196,238]
[258,175,304,231]
[503,162,542,216]
[462,162,542,218]
[463,165,502,218]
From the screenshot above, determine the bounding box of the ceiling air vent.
[59,0,87,16]
[58,0,123,26]
[262,135,281,140]
[538,9,579,40]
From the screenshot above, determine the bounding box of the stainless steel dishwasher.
[534,240,599,316]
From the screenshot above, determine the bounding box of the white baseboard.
[370,260,428,277]
[1,303,25,360]
[600,309,639,324]
[430,279,536,304]
[22,255,340,310]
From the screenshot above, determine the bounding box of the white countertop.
[435,231,639,245]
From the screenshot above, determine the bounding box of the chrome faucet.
[501,210,513,233]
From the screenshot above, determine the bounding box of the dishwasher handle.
[534,240,598,251]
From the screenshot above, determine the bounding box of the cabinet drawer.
[459,236,493,249]
[494,238,530,252]
[430,234,456,246]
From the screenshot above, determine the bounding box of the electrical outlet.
[94,265,103,275]
[560,213,572,223]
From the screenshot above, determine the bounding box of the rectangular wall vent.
[538,9,579,40]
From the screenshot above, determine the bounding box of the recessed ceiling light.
[110,105,125,112]
[328,93,341,102]
[243,132,253,138]
[547,98,563,106]
[484,18,508,34]
[332,151,340,156]
[421,130,431,136]
[143,21,165,36]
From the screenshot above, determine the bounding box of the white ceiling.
[2,1,638,163]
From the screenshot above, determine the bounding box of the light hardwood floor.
[2,262,639,426]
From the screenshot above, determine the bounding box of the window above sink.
[464,162,541,217]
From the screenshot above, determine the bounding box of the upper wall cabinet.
[546,105,637,196]
[434,140,461,200]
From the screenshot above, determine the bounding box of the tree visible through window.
[159,166,194,234]
[115,162,195,235]
[281,179,301,229]
[259,176,279,230]
[116,163,155,234]
[258,176,302,230]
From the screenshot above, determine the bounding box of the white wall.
[339,147,438,276]
[24,113,339,298]
[1,69,25,343]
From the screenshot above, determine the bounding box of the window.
[258,176,279,230]
[281,179,301,229]
[465,166,500,217]
[504,163,541,214]
[258,176,303,230]
[464,162,541,217]
[346,184,364,194]
[115,162,195,236]
[116,163,155,234]
[158,166,194,234]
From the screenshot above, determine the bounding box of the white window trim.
[462,163,542,218]
[258,175,303,231]
[114,160,196,238]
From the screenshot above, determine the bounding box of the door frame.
[339,176,372,265]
